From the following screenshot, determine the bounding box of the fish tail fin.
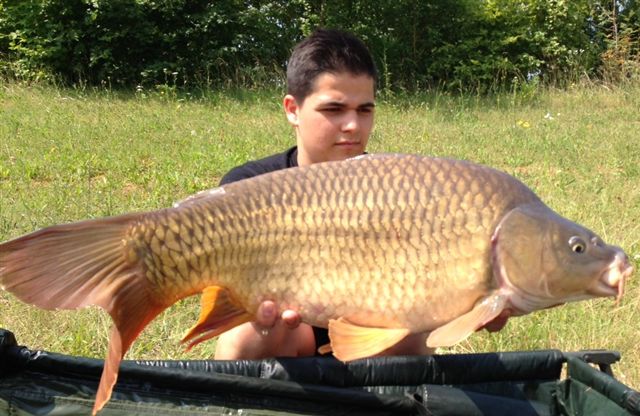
[0,215,169,415]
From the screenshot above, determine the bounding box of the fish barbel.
[0,154,634,414]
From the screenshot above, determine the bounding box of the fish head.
[493,203,633,313]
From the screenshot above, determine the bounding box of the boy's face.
[284,72,375,167]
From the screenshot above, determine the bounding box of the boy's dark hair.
[287,28,377,103]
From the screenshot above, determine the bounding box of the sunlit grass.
[1,82,638,389]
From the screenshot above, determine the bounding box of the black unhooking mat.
[1,329,638,415]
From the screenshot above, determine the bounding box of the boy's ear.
[283,94,299,126]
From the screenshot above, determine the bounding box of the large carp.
[0,154,634,414]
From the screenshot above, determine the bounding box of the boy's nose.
[341,111,359,132]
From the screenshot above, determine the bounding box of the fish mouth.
[591,252,634,302]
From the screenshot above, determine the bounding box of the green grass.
[1,82,638,389]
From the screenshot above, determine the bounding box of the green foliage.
[0,0,302,87]
[0,1,638,91]
[593,0,640,82]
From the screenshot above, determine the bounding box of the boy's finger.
[255,301,277,327]
[281,310,302,328]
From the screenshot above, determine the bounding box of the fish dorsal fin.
[426,292,508,348]
[173,187,226,208]
[326,317,410,361]
[181,286,251,350]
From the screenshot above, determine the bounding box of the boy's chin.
[331,144,365,158]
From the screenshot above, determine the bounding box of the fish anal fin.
[328,317,410,362]
[426,292,508,348]
[181,286,251,350]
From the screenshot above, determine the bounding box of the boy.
[214,29,509,359]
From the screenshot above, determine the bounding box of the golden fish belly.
[132,154,540,332]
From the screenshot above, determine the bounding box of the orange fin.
[0,215,170,415]
[317,343,333,355]
[94,281,166,415]
[426,292,508,348]
[181,286,251,350]
[328,317,410,362]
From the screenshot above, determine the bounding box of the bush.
[0,0,637,92]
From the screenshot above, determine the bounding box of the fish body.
[130,155,536,331]
[0,154,633,414]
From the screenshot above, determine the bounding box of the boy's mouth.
[335,141,361,147]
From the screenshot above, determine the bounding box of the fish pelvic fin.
[327,317,410,362]
[181,285,251,351]
[426,292,508,348]
[0,215,170,415]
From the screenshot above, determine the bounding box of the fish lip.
[592,253,633,301]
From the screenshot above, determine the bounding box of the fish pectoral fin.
[181,286,251,350]
[328,317,410,362]
[426,292,508,348]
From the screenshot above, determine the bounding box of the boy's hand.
[214,301,315,359]
[254,300,302,329]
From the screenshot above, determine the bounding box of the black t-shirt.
[219,146,299,185]
[219,146,331,353]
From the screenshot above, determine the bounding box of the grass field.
[0,82,638,389]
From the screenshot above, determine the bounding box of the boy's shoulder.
[220,146,298,185]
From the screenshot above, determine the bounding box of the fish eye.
[569,236,587,254]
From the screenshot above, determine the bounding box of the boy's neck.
[296,149,313,167]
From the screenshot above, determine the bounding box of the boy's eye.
[319,106,374,114]
[318,107,342,113]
